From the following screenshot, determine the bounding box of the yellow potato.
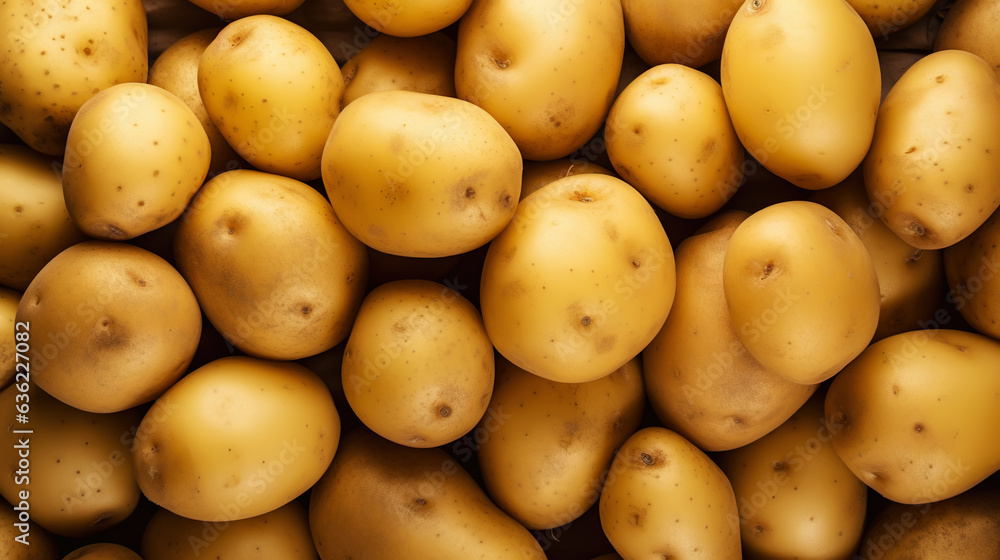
[0,0,147,155]
[520,158,614,201]
[717,392,868,560]
[943,208,1000,339]
[480,174,676,383]
[935,0,1000,75]
[826,329,1000,504]
[322,90,521,258]
[721,0,881,189]
[148,28,242,175]
[0,385,141,538]
[141,502,317,560]
[455,0,624,160]
[0,499,60,558]
[846,0,938,38]
[199,15,344,181]
[0,287,19,390]
[606,64,744,218]
[62,83,210,240]
[0,144,88,290]
[644,210,816,452]
[186,0,305,19]
[341,280,494,448]
[15,241,201,413]
[722,200,881,385]
[131,356,340,522]
[621,0,743,67]
[174,169,368,361]
[599,427,741,559]
[343,0,473,37]
[62,544,143,560]
[477,357,644,530]
[340,32,456,109]
[309,428,546,559]
[863,49,1000,249]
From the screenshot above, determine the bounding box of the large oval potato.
[322,90,521,258]
[826,329,1000,504]
[721,0,881,189]
[863,49,1000,250]
[943,208,1000,340]
[455,0,624,160]
[175,169,368,361]
[621,0,743,68]
[723,200,881,385]
[341,280,494,448]
[340,32,456,108]
[15,241,201,413]
[480,174,676,384]
[131,356,340,522]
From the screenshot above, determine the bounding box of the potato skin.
[934,0,1000,76]
[863,49,1000,250]
[621,0,743,68]
[477,357,644,530]
[61,543,143,560]
[0,287,20,390]
[599,427,741,560]
[131,356,340,522]
[846,0,938,37]
[826,329,1000,504]
[0,501,61,559]
[343,0,473,37]
[308,428,546,560]
[520,158,613,201]
[943,208,1000,340]
[340,32,456,108]
[186,0,305,19]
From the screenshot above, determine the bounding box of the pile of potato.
[2,0,1000,558]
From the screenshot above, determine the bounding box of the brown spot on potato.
[905,220,926,238]
[438,406,451,418]
[914,423,925,433]
[105,224,127,239]
[595,334,616,354]
[628,505,646,527]
[905,249,923,263]
[604,221,619,241]
[935,75,945,84]
[581,315,591,326]
[572,190,594,202]
[498,191,513,208]
[700,138,716,162]
[759,260,776,280]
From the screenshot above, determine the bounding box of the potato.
[934,0,1000,76]
[0,287,19,390]
[322,90,521,258]
[521,159,614,201]
[0,145,88,290]
[62,83,210,240]
[455,0,624,160]
[0,490,61,558]
[863,49,1000,250]
[341,280,494,448]
[943,208,1000,339]
[721,0,880,189]
[606,64,744,218]
[599,427,741,560]
[141,502,318,559]
[480,174,675,383]
[148,28,242,175]
[0,385,141,537]
[185,0,305,20]
[477,357,644,530]
[644,211,816,452]
[309,428,546,559]
[174,169,368,361]
[131,356,340,522]
[811,171,945,340]
[15,241,200,413]
[340,32,456,109]
[0,0,147,155]
[722,200,881,385]
[199,15,344,181]
[717,392,868,560]
[826,329,1000,504]
[845,0,938,38]
[621,0,743,68]
[343,0,472,37]
[62,544,143,560]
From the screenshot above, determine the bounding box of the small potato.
[943,208,1000,339]
[722,201,881,385]
[343,0,473,37]
[0,287,20,389]
[520,158,614,201]
[340,32,456,108]
[0,145,88,290]
[606,64,744,218]
[0,385,141,538]
[185,0,305,19]
[342,280,493,448]
[0,500,61,559]
[62,83,210,240]
[846,0,938,38]
[131,356,340,522]
[935,0,1000,75]
[62,544,143,560]
[199,15,344,181]
[621,0,743,68]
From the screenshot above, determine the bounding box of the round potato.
[175,169,368,361]
[935,0,1000,75]
[62,544,143,560]
[341,280,494,448]
[943,208,1000,339]
[722,200,881,385]
[15,241,201,413]
[455,0,624,160]
[606,63,744,218]
[62,83,211,240]
[141,502,317,560]
[846,0,938,38]
[343,0,472,37]
[621,0,743,68]
[863,49,1000,250]
[0,144,88,290]
[0,0,147,155]
[322,90,521,258]
[521,158,614,201]
[0,385,141,538]
[199,15,344,181]
[340,32,456,109]
[721,0,881,189]
[131,356,340,522]
[480,174,675,383]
